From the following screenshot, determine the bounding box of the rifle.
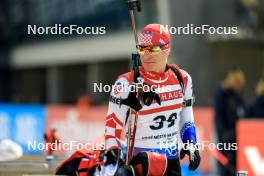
[125,0,141,165]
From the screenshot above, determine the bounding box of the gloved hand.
[121,91,142,111]
[105,149,121,165]
[141,83,161,106]
[137,78,161,106]
[121,81,161,111]
[180,143,200,171]
[121,78,161,111]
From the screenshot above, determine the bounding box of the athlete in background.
[44,128,61,156]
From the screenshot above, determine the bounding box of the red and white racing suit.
[105,64,197,160]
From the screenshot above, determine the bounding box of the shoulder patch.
[113,71,133,96]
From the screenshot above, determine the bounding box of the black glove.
[121,91,142,111]
[105,149,121,165]
[121,82,161,111]
[141,82,161,106]
[180,143,200,171]
[142,89,161,106]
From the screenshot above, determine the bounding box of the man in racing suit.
[104,24,200,176]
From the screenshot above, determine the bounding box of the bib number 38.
[149,113,178,130]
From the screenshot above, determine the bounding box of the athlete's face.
[139,46,169,73]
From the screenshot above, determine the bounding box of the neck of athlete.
[141,58,168,73]
[153,64,167,73]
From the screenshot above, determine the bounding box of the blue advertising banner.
[0,104,45,154]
